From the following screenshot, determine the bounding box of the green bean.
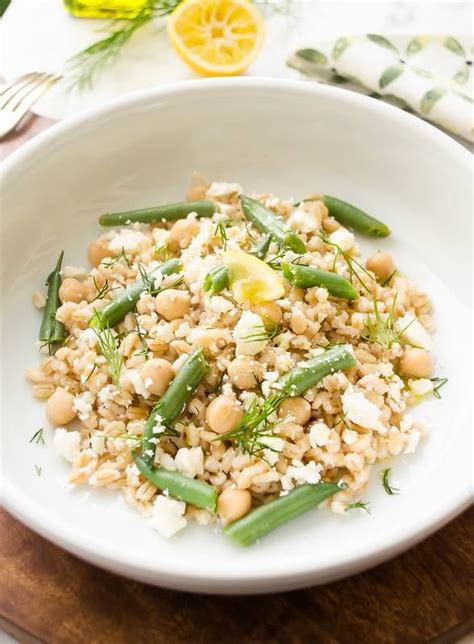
[278,345,356,397]
[240,195,306,254]
[90,258,183,329]
[251,233,273,260]
[281,261,358,299]
[39,251,68,355]
[203,264,229,295]
[99,200,216,227]
[133,453,217,513]
[223,482,340,546]
[142,347,208,465]
[322,195,390,237]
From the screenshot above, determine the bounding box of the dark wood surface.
[1,115,473,644]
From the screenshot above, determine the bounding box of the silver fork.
[0,72,62,139]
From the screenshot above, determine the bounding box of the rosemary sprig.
[431,376,448,399]
[216,393,287,456]
[380,468,399,495]
[30,428,45,445]
[91,311,123,386]
[345,500,371,514]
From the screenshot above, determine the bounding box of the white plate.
[0,79,472,594]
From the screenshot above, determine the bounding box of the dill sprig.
[34,465,42,476]
[380,468,399,495]
[345,500,371,514]
[102,247,132,269]
[431,376,448,399]
[154,243,173,262]
[84,363,98,384]
[132,313,150,357]
[30,428,45,445]
[90,277,112,303]
[319,232,374,294]
[362,294,413,351]
[214,220,232,250]
[91,311,123,386]
[66,1,182,92]
[216,393,287,456]
[137,263,184,296]
[242,321,283,344]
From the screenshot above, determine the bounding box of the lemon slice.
[167,0,265,77]
[223,250,285,304]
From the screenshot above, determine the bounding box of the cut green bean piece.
[281,261,358,299]
[142,347,208,465]
[133,453,217,513]
[90,258,183,329]
[223,482,340,546]
[251,233,273,260]
[39,251,68,355]
[240,195,306,253]
[322,195,390,237]
[203,264,229,295]
[278,345,356,397]
[99,200,216,227]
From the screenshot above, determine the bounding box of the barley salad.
[26,177,445,546]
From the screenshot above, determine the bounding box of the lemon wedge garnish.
[167,0,265,77]
[222,250,285,304]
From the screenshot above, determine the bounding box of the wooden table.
[1,116,473,644]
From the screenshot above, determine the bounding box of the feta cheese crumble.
[54,428,81,463]
[174,447,204,479]
[150,496,187,538]
[396,312,434,351]
[342,386,381,430]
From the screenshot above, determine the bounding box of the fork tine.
[10,73,62,116]
[1,73,50,110]
[0,72,42,102]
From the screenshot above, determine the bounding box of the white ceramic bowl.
[1,79,472,594]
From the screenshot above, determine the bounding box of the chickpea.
[169,218,199,249]
[59,278,85,303]
[217,488,252,524]
[254,302,282,330]
[366,251,395,282]
[186,185,208,201]
[288,287,305,303]
[46,388,76,426]
[399,347,433,378]
[206,395,243,434]
[87,238,111,267]
[227,357,263,389]
[278,397,312,426]
[140,358,174,396]
[155,289,191,321]
[290,310,307,334]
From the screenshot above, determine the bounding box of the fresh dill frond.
[102,247,132,269]
[132,313,150,357]
[90,277,111,303]
[381,270,397,287]
[346,500,371,514]
[84,363,98,384]
[34,465,42,476]
[136,263,184,296]
[216,393,287,456]
[214,220,231,250]
[319,232,374,294]
[154,242,173,261]
[66,1,182,92]
[91,312,123,386]
[380,468,399,495]
[210,371,225,395]
[30,428,45,445]
[242,322,283,343]
[431,376,448,399]
[362,294,412,351]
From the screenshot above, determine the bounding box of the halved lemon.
[223,250,285,304]
[167,0,265,77]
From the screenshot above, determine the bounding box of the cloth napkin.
[288,34,473,143]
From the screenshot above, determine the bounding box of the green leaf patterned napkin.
[288,34,473,142]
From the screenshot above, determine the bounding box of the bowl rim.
[1,78,472,591]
